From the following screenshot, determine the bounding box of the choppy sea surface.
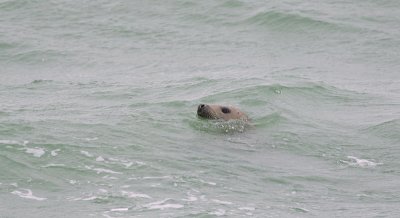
[1,0,399,217]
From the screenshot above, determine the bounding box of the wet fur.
[197,104,248,121]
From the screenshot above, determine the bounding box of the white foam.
[200,195,207,201]
[123,162,134,168]
[209,209,226,216]
[81,196,97,201]
[292,207,310,212]
[0,140,29,146]
[121,191,151,199]
[142,176,172,180]
[81,150,94,157]
[143,198,168,205]
[85,137,98,141]
[110,208,128,212]
[42,164,65,168]
[102,212,113,218]
[11,189,46,201]
[146,204,184,210]
[107,157,142,168]
[191,188,200,193]
[107,157,119,162]
[239,207,255,211]
[51,149,60,156]
[99,189,108,193]
[212,199,233,205]
[343,156,383,168]
[102,175,119,180]
[182,196,197,202]
[199,179,216,186]
[0,140,20,145]
[135,161,146,166]
[93,168,122,174]
[96,156,105,162]
[143,199,184,210]
[25,147,45,157]
[84,165,122,174]
[71,195,99,201]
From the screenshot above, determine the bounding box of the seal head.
[197,104,248,121]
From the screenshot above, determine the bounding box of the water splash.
[341,156,383,168]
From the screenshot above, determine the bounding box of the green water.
[1,0,399,217]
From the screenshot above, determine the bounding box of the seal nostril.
[198,104,205,113]
[221,107,231,114]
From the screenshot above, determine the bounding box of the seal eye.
[221,107,231,114]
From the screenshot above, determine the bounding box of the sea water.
[1,0,399,217]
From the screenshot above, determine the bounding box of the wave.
[253,112,287,127]
[9,49,67,65]
[363,119,400,142]
[241,10,342,32]
[0,41,17,50]
[174,1,343,33]
[0,0,29,11]
[219,0,245,8]
[200,82,367,105]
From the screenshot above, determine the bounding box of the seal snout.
[197,104,211,119]
[197,104,206,114]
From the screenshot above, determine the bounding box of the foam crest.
[96,156,105,162]
[0,140,20,145]
[110,208,129,212]
[11,189,46,201]
[239,206,256,215]
[143,199,184,210]
[341,156,383,168]
[71,196,98,201]
[0,140,29,146]
[198,179,217,186]
[85,165,122,174]
[209,209,226,216]
[51,149,60,156]
[238,207,255,211]
[182,196,197,202]
[80,150,94,157]
[121,190,151,199]
[85,137,98,141]
[107,157,139,168]
[24,147,45,157]
[41,164,65,168]
[212,199,233,205]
